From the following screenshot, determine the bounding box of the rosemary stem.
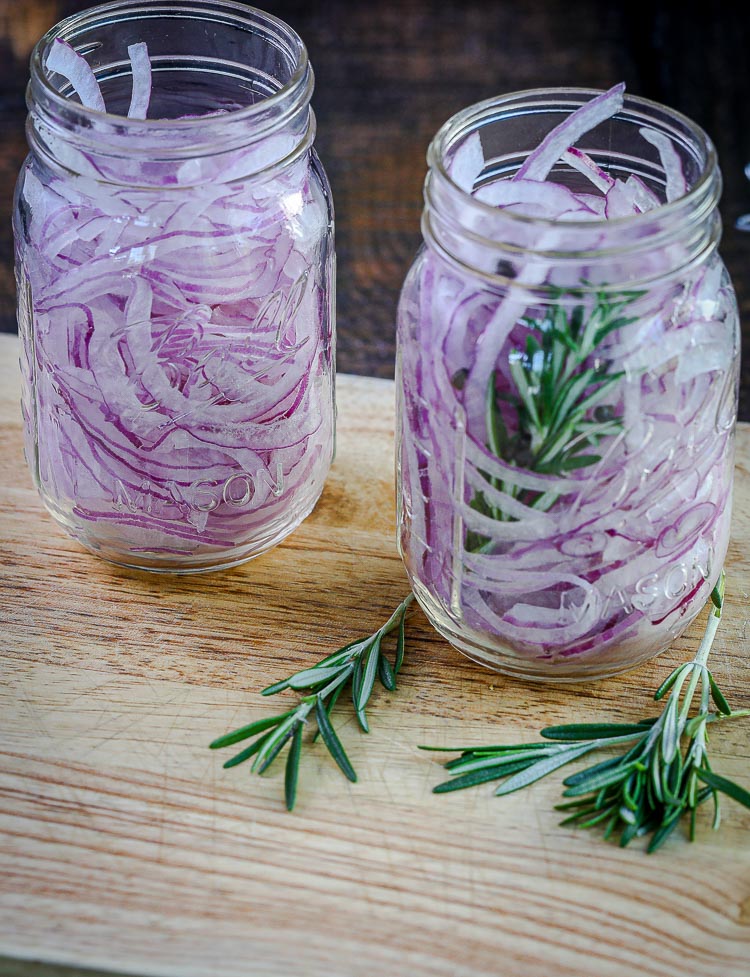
[309,665,355,702]
[713,708,750,722]
[680,665,704,724]
[676,585,724,723]
[588,731,650,749]
[692,602,722,671]
[381,593,415,633]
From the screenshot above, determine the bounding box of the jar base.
[410,579,672,684]
[44,485,325,574]
[76,533,284,574]
[441,635,665,684]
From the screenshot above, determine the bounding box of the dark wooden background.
[2,1,749,414]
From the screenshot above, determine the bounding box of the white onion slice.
[127,42,152,119]
[46,38,106,112]
[640,127,688,202]
[448,132,484,192]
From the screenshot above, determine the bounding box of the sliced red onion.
[474,177,597,216]
[624,174,660,212]
[397,85,734,669]
[640,127,688,202]
[604,179,639,218]
[448,132,484,193]
[572,192,607,216]
[515,83,625,182]
[19,40,334,563]
[561,147,615,193]
[127,42,152,119]
[45,38,106,112]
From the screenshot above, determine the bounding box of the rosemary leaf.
[315,695,357,783]
[433,758,538,793]
[286,665,348,691]
[378,651,397,691]
[562,760,640,798]
[660,694,681,764]
[223,731,274,769]
[494,743,598,796]
[312,680,346,744]
[351,657,367,732]
[646,809,684,854]
[284,723,304,811]
[707,671,732,715]
[357,634,382,714]
[254,713,303,775]
[654,663,689,701]
[563,749,640,788]
[573,806,620,830]
[445,746,560,774]
[419,741,552,754]
[208,709,296,750]
[541,722,655,741]
[697,768,750,810]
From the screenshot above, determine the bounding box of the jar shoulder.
[14,150,333,260]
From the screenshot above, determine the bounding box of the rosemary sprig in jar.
[465,288,640,551]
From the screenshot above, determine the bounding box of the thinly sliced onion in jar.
[127,42,152,119]
[25,39,333,553]
[400,84,732,665]
[515,83,625,182]
[640,127,688,202]
[45,38,106,112]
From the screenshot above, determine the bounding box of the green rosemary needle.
[465,288,641,550]
[424,573,750,852]
[210,593,414,811]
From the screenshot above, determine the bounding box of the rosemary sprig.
[424,573,750,851]
[466,289,640,550]
[210,594,414,810]
[510,291,639,472]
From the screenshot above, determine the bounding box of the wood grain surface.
[1,1,749,415]
[0,332,749,977]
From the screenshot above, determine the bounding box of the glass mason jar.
[14,0,335,572]
[396,89,739,680]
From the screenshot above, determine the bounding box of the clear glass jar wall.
[14,0,335,572]
[396,89,739,680]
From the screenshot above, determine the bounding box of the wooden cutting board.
[0,333,748,977]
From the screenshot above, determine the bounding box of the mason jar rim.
[427,86,719,232]
[29,0,312,134]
